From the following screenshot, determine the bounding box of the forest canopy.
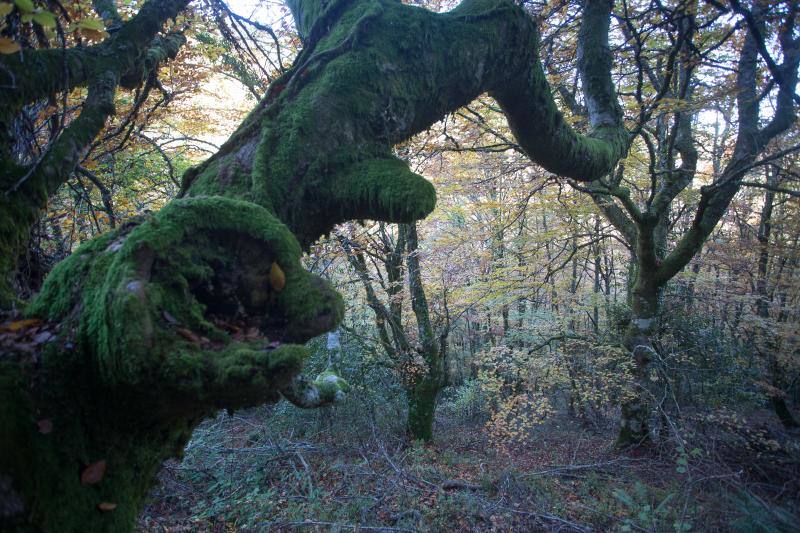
[0,0,799,531]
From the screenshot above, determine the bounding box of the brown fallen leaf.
[81,460,107,485]
[0,319,42,333]
[176,327,201,344]
[37,419,53,435]
[269,262,286,292]
[97,502,117,512]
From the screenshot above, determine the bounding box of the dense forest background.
[1,0,799,530]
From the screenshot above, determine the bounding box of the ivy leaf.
[80,459,107,485]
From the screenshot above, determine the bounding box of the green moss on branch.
[29,196,342,398]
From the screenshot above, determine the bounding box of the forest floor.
[138,401,800,532]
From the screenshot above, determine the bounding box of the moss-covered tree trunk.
[617,275,660,446]
[341,222,447,442]
[1,0,627,529]
[578,3,799,447]
[404,223,446,441]
[407,375,442,442]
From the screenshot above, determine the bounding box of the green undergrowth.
[140,400,780,532]
[138,340,800,533]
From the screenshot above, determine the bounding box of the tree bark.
[404,222,446,440]
[617,273,660,446]
[407,375,441,442]
[574,2,800,447]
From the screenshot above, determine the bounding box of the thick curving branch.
[0,0,189,114]
[183,0,629,248]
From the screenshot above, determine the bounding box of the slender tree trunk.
[407,370,443,441]
[755,167,798,428]
[404,223,446,441]
[569,235,579,331]
[617,271,661,446]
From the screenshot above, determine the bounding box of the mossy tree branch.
[0,71,118,306]
[0,0,189,114]
[182,0,631,249]
[92,0,124,27]
[0,1,188,304]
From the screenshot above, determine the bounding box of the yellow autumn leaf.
[269,262,286,292]
[0,37,20,54]
[77,18,106,31]
[77,18,109,42]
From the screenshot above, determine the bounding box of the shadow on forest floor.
[138,401,800,532]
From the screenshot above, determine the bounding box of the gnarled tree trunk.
[1,0,626,529]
